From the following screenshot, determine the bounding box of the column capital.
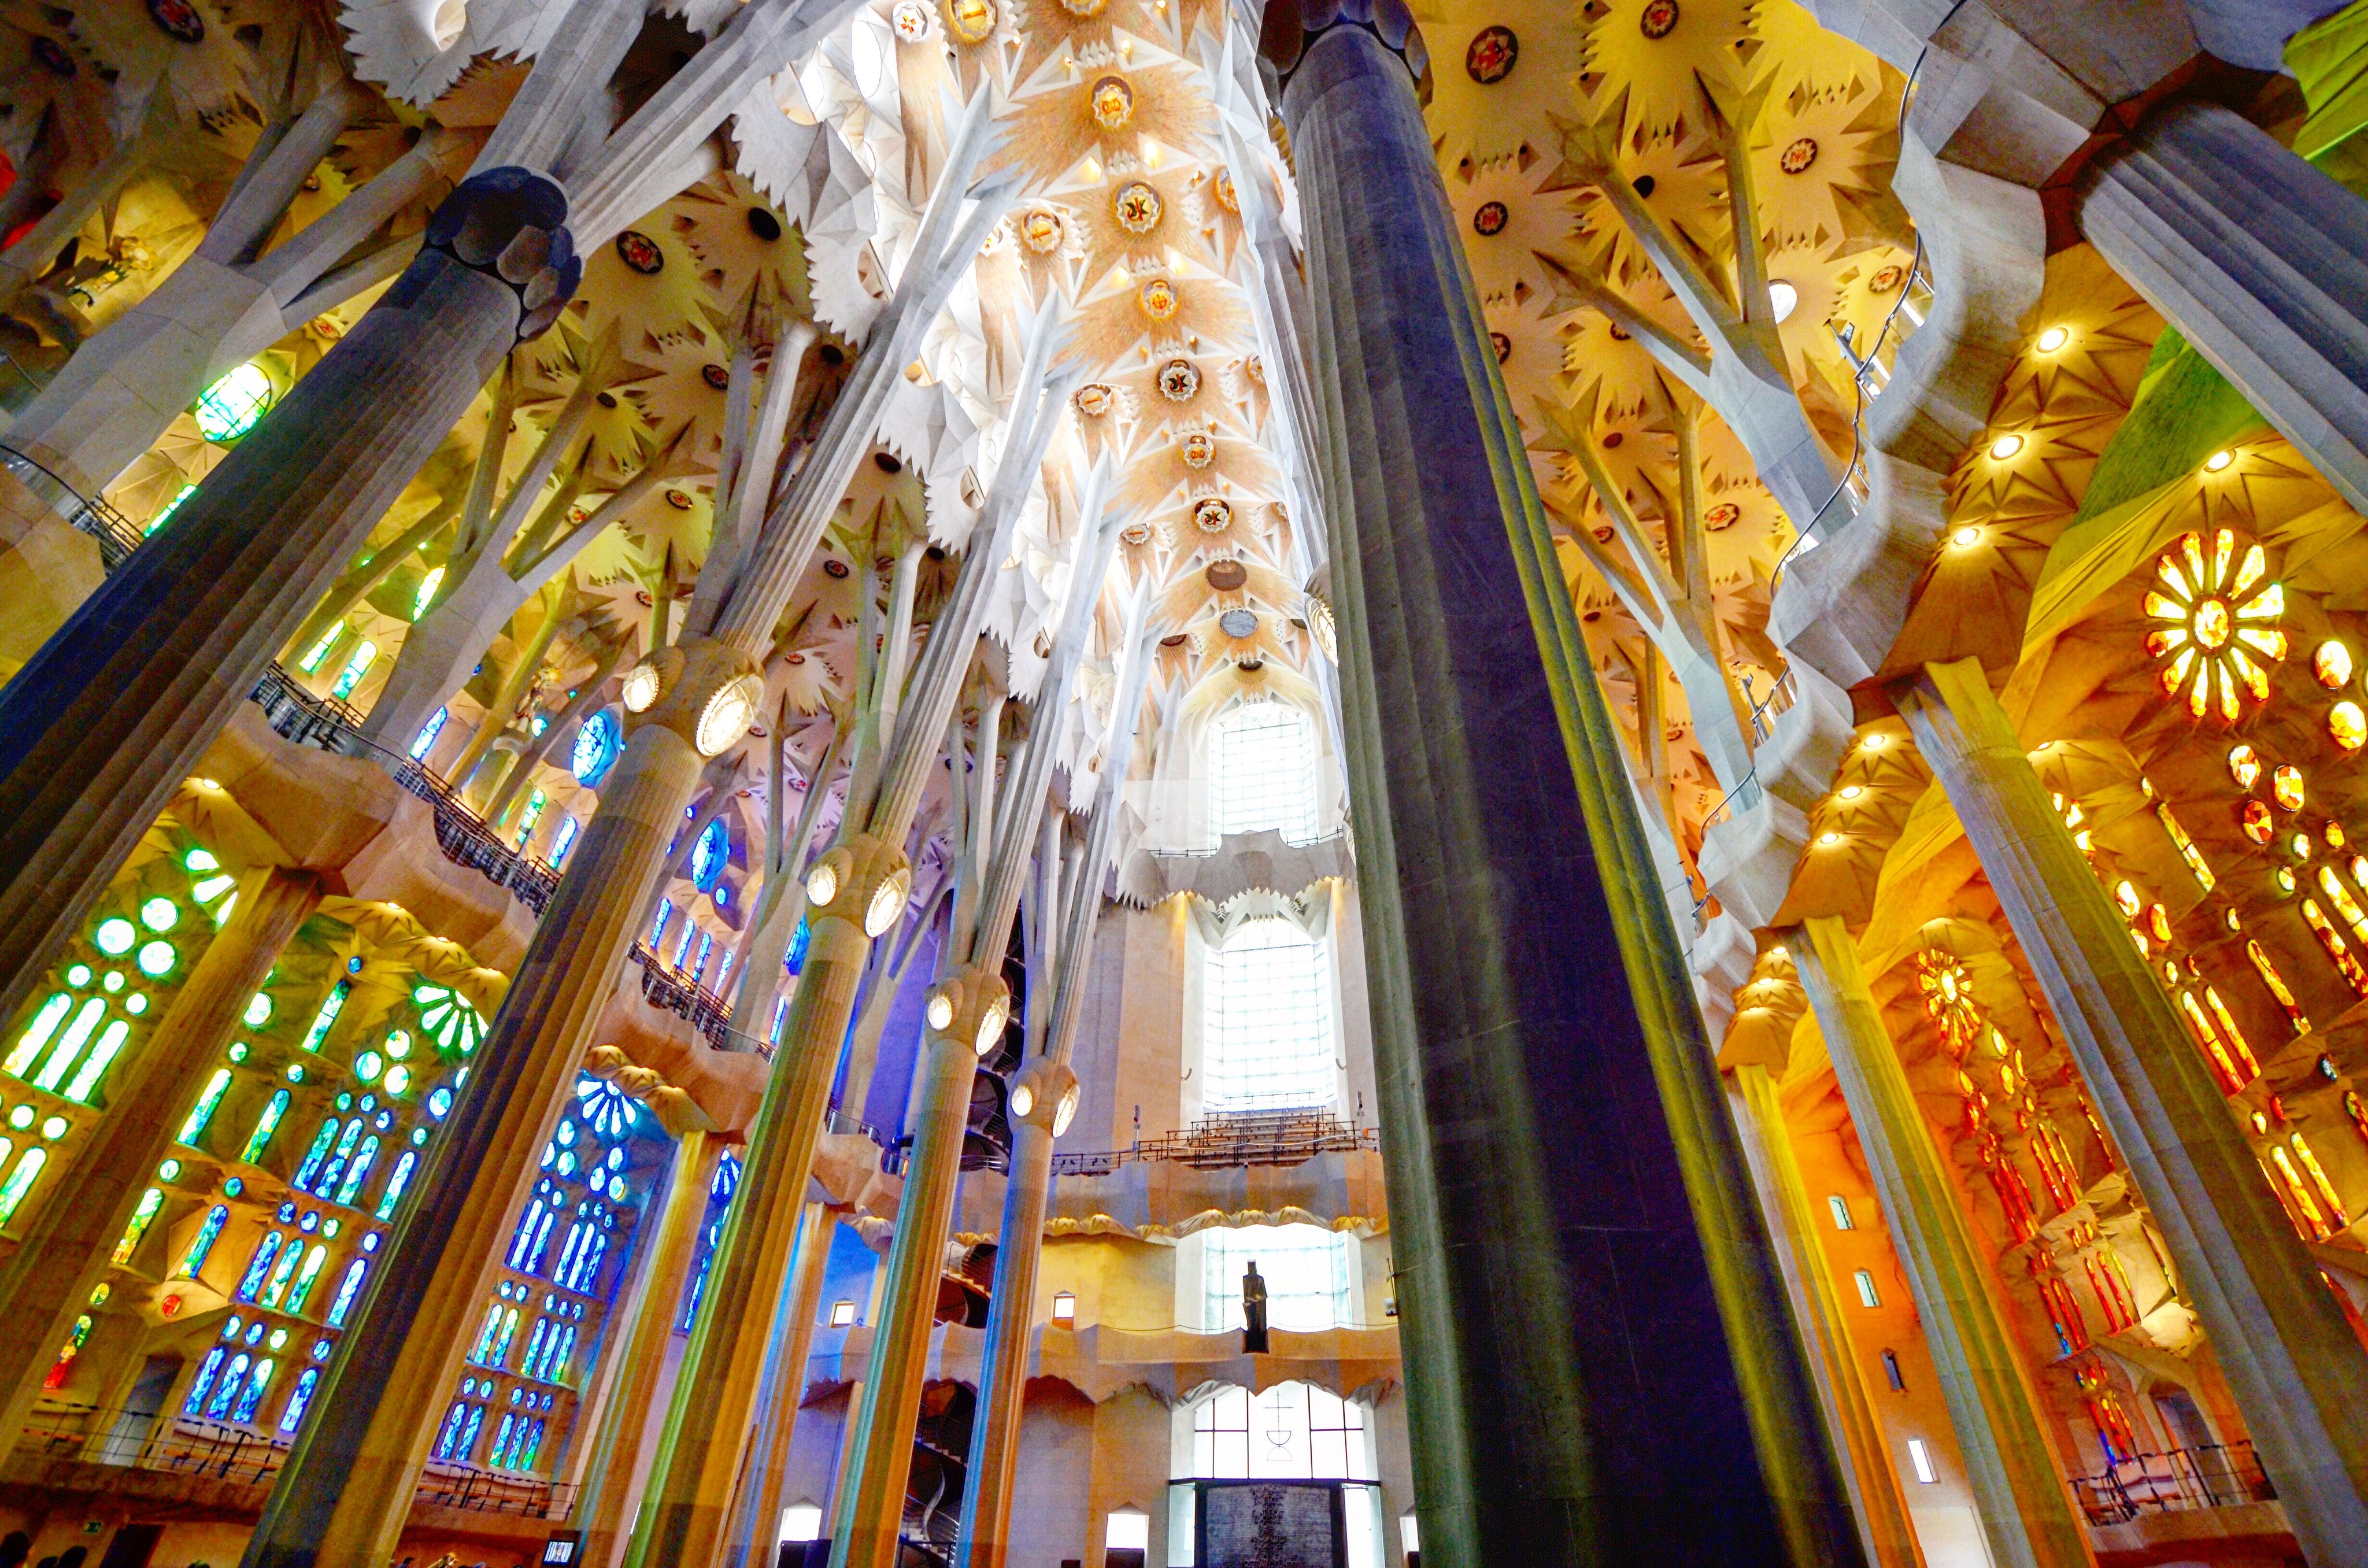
[408,166,580,342]
[1257,0,1431,104]
[925,964,1012,1058]
[804,833,915,945]
[620,636,765,757]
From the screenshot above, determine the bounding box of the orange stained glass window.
[2202,988,2260,1082]
[2244,938,2311,1032]
[2292,1133,2348,1227]
[2175,991,2245,1094]
[2301,900,2368,997]
[2269,1147,2334,1241]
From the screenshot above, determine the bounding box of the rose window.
[2144,530,2286,722]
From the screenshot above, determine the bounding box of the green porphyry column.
[1261,2,1865,1563]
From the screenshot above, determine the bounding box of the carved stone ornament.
[1115,181,1162,235]
[1159,358,1201,402]
[410,167,580,343]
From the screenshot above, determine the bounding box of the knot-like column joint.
[1011,1059,1079,1133]
[620,637,765,757]
[803,833,914,953]
[924,966,1013,1058]
[1258,0,1431,102]
[404,165,580,341]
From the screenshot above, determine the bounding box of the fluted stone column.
[1790,918,2091,1568]
[1263,4,1863,1563]
[627,835,908,1568]
[1895,656,2368,1565]
[0,863,320,1451]
[242,640,758,1568]
[0,166,580,1060]
[952,1100,1057,1568]
[576,1128,727,1568]
[1729,1063,1925,1568]
[828,970,1005,1568]
[2081,101,2368,517]
[727,1200,843,1568]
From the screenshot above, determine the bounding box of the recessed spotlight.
[1768,280,1800,324]
[1838,785,1864,800]
[1952,526,1982,548]
[1989,434,2023,461]
[1817,831,1844,846]
[2036,326,2070,353]
[2204,449,2234,472]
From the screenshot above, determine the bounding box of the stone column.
[2080,101,2368,517]
[1789,918,2092,1568]
[952,1100,1057,1568]
[241,639,760,1568]
[0,167,579,1053]
[0,864,320,1452]
[827,970,1005,1568]
[1263,4,1864,1563]
[1895,656,2368,1563]
[575,1127,726,1568]
[1728,1063,1925,1568]
[626,835,910,1568]
[726,1200,843,1568]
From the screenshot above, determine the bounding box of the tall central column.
[1264,5,1863,1565]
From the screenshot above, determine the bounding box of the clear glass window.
[1201,1223,1350,1333]
[1211,703,1320,845]
[1205,920,1334,1114]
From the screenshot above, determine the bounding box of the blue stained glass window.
[326,1259,369,1328]
[236,1233,284,1302]
[278,1367,321,1434]
[376,1151,418,1221]
[183,1347,227,1415]
[571,710,620,786]
[690,816,728,890]
[410,708,447,760]
[204,1353,250,1419]
[179,1205,230,1279]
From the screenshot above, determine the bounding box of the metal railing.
[14,1406,574,1518]
[1050,1111,1379,1177]
[2067,1441,2274,1526]
[0,439,146,567]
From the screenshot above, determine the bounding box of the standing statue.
[1242,1259,1269,1354]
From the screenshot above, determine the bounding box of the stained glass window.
[193,363,274,442]
[571,711,620,786]
[2143,530,2285,722]
[691,816,730,890]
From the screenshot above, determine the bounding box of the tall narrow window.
[1854,1269,1882,1308]
[1211,702,1320,844]
[1205,919,1335,1113]
[1827,1195,1855,1230]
